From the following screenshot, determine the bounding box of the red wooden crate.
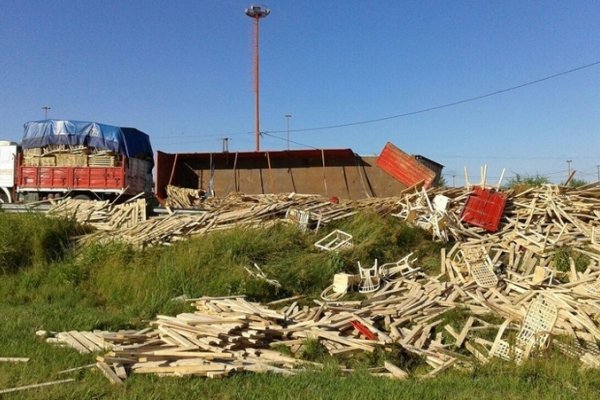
[460,186,508,232]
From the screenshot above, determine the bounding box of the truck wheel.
[73,194,92,201]
[0,190,10,204]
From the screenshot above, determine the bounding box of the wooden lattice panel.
[516,296,558,350]
[490,295,558,364]
[469,261,499,288]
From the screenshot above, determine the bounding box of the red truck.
[0,120,153,203]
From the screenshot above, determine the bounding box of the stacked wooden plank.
[47,297,314,381]
[22,144,91,167]
[47,199,112,223]
[47,183,600,251]
[87,149,119,167]
[50,193,362,247]
[55,153,88,167]
[164,185,205,209]
[48,198,147,230]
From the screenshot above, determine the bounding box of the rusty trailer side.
[155,148,409,203]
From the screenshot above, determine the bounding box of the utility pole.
[596,164,600,181]
[566,160,572,180]
[285,114,292,150]
[452,174,456,188]
[245,4,270,151]
[42,106,51,120]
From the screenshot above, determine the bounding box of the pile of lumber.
[164,185,205,209]
[493,184,600,255]
[87,152,117,167]
[49,193,362,247]
[46,241,600,382]
[46,297,318,382]
[47,183,600,251]
[48,198,147,230]
[41,182,600,381]
[393,183,600,247]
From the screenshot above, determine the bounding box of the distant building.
[414,155,444,184]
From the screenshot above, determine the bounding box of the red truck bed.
[17,165,126,191]
[15,151,151,195]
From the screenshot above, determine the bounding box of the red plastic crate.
[460,186,508,232]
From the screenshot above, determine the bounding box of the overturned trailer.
[155,143,442,203]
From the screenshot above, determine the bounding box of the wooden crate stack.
[22,145,93,167]
[55,153,88,167]
[88,152,118,167]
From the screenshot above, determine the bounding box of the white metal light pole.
[42,106,51,120]
[285,114,291,150]
[221,137,230,153]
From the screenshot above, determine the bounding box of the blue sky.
[1,0,599,185]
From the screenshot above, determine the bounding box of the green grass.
[552,247,590,275]
[0,213,84,273]
[1,213,598,399]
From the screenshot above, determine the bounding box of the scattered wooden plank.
[384,361,409,380]
[42,184,600,381]
[0,378,75,394]
[96,362,124,385]
[0,357,29,363]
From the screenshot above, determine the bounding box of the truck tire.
[0,189,10,203]
[73,194,92,201]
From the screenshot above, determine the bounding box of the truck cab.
[0,141,17,203]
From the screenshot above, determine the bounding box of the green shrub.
[505,174,550,189]
[0,214,83,273]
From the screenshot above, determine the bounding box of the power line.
[258,133,600,168]
[429,155,598,160]
[151,131,252,140]
[261,132,319,150]
[441,170,568,179]
[264,59,600,135]
[126,60,600,143]
[541,170,570,176]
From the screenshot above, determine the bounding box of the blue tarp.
[22,120,153,166]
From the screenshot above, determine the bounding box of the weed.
[439,306,471,331]
[301,339,328,362]
[0,214,83,273]
[552,247,589,275]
